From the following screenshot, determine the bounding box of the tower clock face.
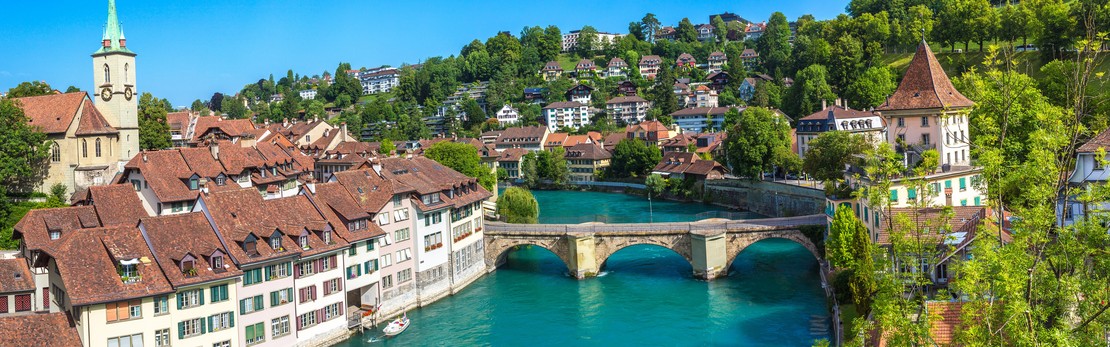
[124,87,134,101]
[100,87,113,101]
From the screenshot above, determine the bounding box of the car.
[1015,44,1038,52]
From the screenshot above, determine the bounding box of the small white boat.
[382,313,409,337]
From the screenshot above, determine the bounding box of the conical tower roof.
[877,41,971,111]
[93,0,134,56]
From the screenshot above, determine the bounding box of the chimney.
[142,153,148,162]
[372,160,382,175]
[199,178,209,193]
[210,142,220,160]
[821,99,827,110]
[341,122,349,142]
[283,118,289,127]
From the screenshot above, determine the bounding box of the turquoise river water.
[337,190,830,346]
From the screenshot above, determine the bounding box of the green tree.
[496,187,539,224]
[676,18,698,43]
[786,64,837,117]
[607,138,662,178]
[64,86,81,93]
[6,81,54,98]
[757,12,793,75]
[0,98,51,194]
[222,96,249,119]
[304,100,326,120]
[711,15,728,44]
[802,131,869,183]
[828,35,864,93]
[723,107,791,180]
[645,173,666,196]
[424,141,496,191]
[827,207,866,269]
[641,13,661,42]
[650,63,678,122]
[190,99,209,115]
[576,26,599,57]
[137,92,171,150]
[547,147,570,187]
[379,138,396,156]
[844,66,897,109]
[521,152,539,188]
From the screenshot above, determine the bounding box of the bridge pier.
[690,231,728,280]
[566,233,599,279]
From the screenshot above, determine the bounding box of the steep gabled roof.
[0,259,33,293]
[0,313,82,347]
[13,206,101,253]
[878,41,974,111]
[13,92,87,134]
[49,226,174,306]
[140,212,242,286]
[86,184,148,226]
[74,99,118,136]
[123,150,198,203]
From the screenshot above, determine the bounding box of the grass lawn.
[881,48,1110,94]
[557,54,580,71]
[840,303,861,344]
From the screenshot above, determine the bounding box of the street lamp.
[648,190,654,223]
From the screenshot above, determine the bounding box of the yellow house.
[565,143,611,182]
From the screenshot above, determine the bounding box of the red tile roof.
[140,212,242,286]
[123,150,198,203]
[166,111,192,131]
[13,206,101,253]
[878,42,974,111]
[0,312,82,347]
[565,143,611,160]
[0,259,34,293]
[606,95,649,104]
[13,92,87,134]
[49,226,174,306]
[1078,127,1110,153]
[926,301,965,346]
[653,152,728,177]
[331,169,395,213]
[877,206,990,245]
[74,99,118,136]
[379,157,492,210]
[86,184,148,226]
[203,188,312,264]
[496,148,529,162]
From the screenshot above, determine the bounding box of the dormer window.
[271,167,277,175]
[270,231,283,251]
[182,258,196,276]
[118,260,140,284]
[323,231,333,244]
[212,254,225,271]
[299,233,310,250]
[189,178,199,190]
[244,235,259,256]
[49,229,61,240]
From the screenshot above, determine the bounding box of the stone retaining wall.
[705,180,825,217]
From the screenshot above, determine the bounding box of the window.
[210,284,229,302]
[209,311,234,331]
[106,300,142,322]
[246,322,266,345]
[324,303,342,321]
[104,64,111,83]
[323,278,340,295]
[347,265,362,280]
[394,208,410,222]
[397,268,412,283]
[897,134,905,143]
[297,311,318,330]
[107,334,142,347]
[423,233,443,251]
[945,180,952,189]
[154,295,169,315]
[974,196,981,205]
[395,228,410,242]
[380,254,392,268]
[366,240,375,251]
[181,317,203,338]
[272,316,291,338]
[348,245,357,257]
[921,134,930,145]
[321,255,337,271]
[212,255,224,270]
[323,230,333,244]
[907,188,917,200]
[296,261,315,277]
[51,142,60,162]
[13,294,29,312]
[897,117,905,127]
[270,232,283,251]
[393,195,402,207]
[189,178,199,190]
[49,229,60,240]
[82,139,88,158]
[889,189,899,203]
[377,213,390,226]
[270,288,294,306]
[215,175,227,186]
[961,199,968,206]
[268,262,291,280]
[213,341,230,347]
[959,178,967,191]
[397,248,413,262]
[347,219,367,231]
[364,259,378,274]
[179,289,202,309]
[936,263,948,280]
[298,285,317,303]
[299,234,309,249]
[240,295,264,315]
[95,138,102,157]
[921,116,929,127]
[243,268,264,286]
[131,179,141,191]
[155,328,170,347]
[382,275,394,289]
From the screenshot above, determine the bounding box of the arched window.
[103,64,110,84]
[81,139,88,158]
[95,138,102,157]
[51,142,60,162]
[124,63,129,84]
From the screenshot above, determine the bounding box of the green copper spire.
[93,0,134,56]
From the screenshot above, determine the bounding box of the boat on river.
[383,313,409,337]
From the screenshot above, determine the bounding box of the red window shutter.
[0,296,7,313]
[42,288,49,310]
[294,264,301,279]
[314,259,322,273]
[323,282,330,296]
[335,278,342,292]
[106,302,117,321]
[316,308,324,322]
[311,286,317,301]
[298,288,306,303]
[330,255,337,267]
[296,315,303,331]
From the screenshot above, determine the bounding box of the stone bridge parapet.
[484,215,826,280]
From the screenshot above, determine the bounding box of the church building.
[12,0,139,197]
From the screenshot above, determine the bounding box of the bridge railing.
[485,214,827,234]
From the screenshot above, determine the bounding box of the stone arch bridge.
[484,215,827,280]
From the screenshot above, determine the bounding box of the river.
[337,190,830,346]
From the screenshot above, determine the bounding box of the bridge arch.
[484,235,573,273]
[725,230,822,273]
[593,234,694,270]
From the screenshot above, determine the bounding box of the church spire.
[94,0,133,56]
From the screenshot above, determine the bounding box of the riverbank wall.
[703,180,825,218]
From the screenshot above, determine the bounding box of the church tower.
[92,0,139,161]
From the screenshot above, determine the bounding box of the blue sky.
[0,0,849,106]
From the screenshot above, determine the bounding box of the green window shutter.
[200,317,208,334]
[890,189,898,202]
[177,293,184,310]
[265,266,272,281]
[254,295,264,310]
[945,180,952,189]
[229,312,235,328]
[240,299,247,315]
[961,199,967,206]
[907,189,916,199]
[245,324,255,341]
[198,290,205,305]
[270,291,279,307]
[974,197,981,205]
[959,178,966,189]
[178,321,185,339]
[222,285,229,301]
